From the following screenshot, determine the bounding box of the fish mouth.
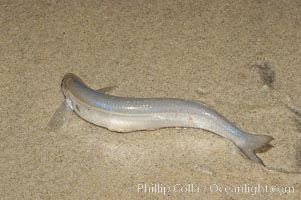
[61,73,78,97]
[61,79,68,98]
[60,73,88,108]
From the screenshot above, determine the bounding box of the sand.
[1,0,300,199]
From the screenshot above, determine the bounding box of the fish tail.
[237,133,274,166]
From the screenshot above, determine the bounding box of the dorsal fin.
[96,86,117,94]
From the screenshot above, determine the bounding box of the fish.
[49,73,274,166]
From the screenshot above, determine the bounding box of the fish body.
[56,73,273,165]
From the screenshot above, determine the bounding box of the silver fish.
[50,73,273,166]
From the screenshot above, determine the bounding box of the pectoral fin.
[47,100,73,131]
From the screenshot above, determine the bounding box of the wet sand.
[1,0,301,199]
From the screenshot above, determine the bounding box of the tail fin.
[237,134,274,166]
